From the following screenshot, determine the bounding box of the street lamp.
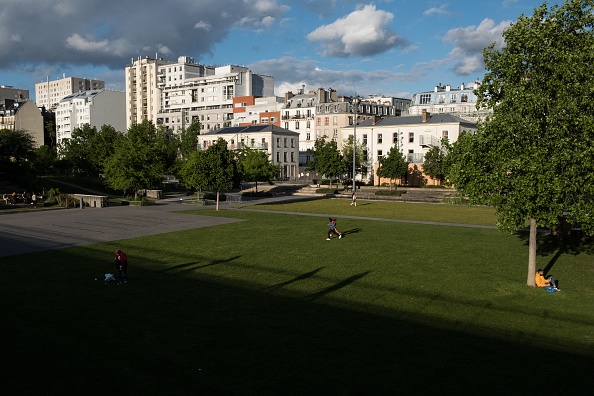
[352,96,358,193]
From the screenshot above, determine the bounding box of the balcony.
[407,153,425,164]
[418,134,440,148]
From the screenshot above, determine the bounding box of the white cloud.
[424,4,449,16]
[443,18,510,75]
[307,5,411,58]
[194,21,212,31]
[65,34,111,53]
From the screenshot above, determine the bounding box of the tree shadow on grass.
[305,271,371,301]
[262,267,324,293]
[164,255,242,274]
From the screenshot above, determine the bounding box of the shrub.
[316,188,339,194]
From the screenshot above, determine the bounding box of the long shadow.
[305,271,371,301]
[162,261,201,271]
[262,267,324,292]
[342,227,362,236]
[178,255,241,273]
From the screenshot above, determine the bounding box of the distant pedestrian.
[114,248,128,282]
[326,218,342,240]
[350,192,357,207]
[31,192,37,207]
[2,193,8,205]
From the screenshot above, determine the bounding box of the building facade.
[156,59,274,134]
[408,81,489,123]
[343,111,478,186]
[0,99,44,147]
[35,77,105,111]
[0,85,29,103]
[197,125,299,180]
[55,90,126,145]
[232,95,283,127]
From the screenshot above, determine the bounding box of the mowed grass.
[241,197,499,226]
[3,205,594,395]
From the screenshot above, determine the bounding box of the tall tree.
[238,147,279,192]
[306,138,346,188]
[341,135,364,181]
[422,138,450,185]
[446,0,594,286]
[61,124,99,175]
[179,138,240,210]
[376,146,408,190]
[103,120,170,198]
[177,119,201,160]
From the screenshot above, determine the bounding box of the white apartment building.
[408,81,490,123]
[55,89,126,145]
[155,57,274,133]
[343,110,478,186]
[125,56,174,130]
[233,96,284,126]
[35,76,105,111]
[197,125,299,180]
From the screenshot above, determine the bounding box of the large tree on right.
[448,0,594,286]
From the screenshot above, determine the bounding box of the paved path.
[0,200,240,258]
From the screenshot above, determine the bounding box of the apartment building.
[0,85,29,103]
[197,125,299,180]
[125,56,173,130]
[155,57,274,133]
[408,81,490,123]
[55,89,126,145]
[0,99,44,147]
[232,95,283,127]
[343,110,477,186]
[35,76,105,111]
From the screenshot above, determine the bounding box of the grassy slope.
[3,205,594,395]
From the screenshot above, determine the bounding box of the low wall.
[72,194,109,208]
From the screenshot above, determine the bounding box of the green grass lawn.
[3,205,594,395]
[241,197,499,226]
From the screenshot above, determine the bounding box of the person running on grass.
[326,218,342,240]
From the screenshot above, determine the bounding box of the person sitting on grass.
[535,268,560,291]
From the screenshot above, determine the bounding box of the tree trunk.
[255,181,258,193]
[216,190,220,211]
[527,218,537,286]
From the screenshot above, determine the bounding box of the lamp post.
[352,96,358,193]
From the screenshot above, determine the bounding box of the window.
[461,94,468,102]
[306,132,311,140]
[450,94,457,103]
[284,122,289,129]
[295,121,300,129]
[409,132,414,143]
[377,134,383,144]
[363,134,367,145]
[276,152,280,162]
[324,117,329,126]
[442,130,449,139]
[284,138,288,147]
[277,138,281,148]
[291,152,295,162]
[333,116,338,125]
[324,129,329,137]
[333,129,338,138]
[284,152,287,162]
[377,150,383,161]
[419,94,431,104]
[393,132,398,144]
[316,117,321,126]
[291,139,295,148]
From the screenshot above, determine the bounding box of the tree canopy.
[179,138,240,210]
[446,0,594,285]
[306,138,346,188]
[341,134,364,181]
[238,147,279,192]
[422,138,450,185]
[376,145,408,189]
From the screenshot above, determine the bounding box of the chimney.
[422,110,430,122]
[372,115,381,125]
[285,91,294,101]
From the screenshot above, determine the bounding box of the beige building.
[343,111,477,186]
[0,99,44,147]
[125,56,174,130]
[197,125,299,180]
[55,89,126,145]
[35,76,105,111]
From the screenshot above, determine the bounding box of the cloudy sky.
[0,0,546,100]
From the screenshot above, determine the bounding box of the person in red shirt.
[115,249,128,282]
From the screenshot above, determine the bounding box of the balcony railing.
[418,134,440,147]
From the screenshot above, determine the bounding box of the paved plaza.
[0,201,240,258]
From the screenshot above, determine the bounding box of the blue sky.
[0,0,548,100]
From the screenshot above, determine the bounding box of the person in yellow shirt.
[535,269,559,291]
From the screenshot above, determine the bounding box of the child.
[326,218,342,240]
[115,248,128,282]
[350,192,357,206]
